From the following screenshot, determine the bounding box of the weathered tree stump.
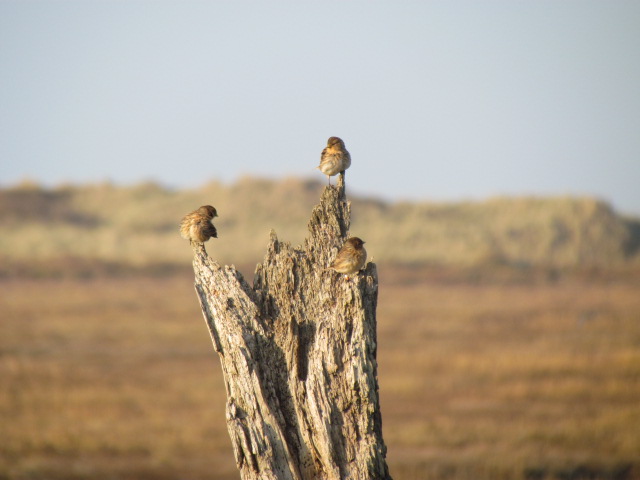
[191,175,391,480]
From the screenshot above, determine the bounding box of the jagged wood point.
[190,173,392,479]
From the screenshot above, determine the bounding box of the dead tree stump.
[191,175,391,480]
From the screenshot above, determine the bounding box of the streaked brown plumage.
[330,237,367,278]
[318,136,351,185]
[180,205,218,244]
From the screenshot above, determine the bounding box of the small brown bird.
[318,136,351,185]
[180,205,218,244]
[330,237,367,279]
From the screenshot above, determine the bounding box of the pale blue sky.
[1,1,639,214]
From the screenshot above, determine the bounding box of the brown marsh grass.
[1,269,639,479]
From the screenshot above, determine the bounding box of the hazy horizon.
[2,1,639,214]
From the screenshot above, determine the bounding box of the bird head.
[327,136,345,148]
[348,237,365,249]
[198,205,218,218]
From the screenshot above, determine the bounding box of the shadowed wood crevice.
[191,173,391,480]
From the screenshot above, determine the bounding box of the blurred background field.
[1,179,640,479]
[2,177,640,276]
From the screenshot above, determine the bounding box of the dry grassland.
[1,269,639,479]
[2,179,639,271]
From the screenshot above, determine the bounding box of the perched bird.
[180,205,218,244]
[318,136,351,185]
[330,237,367,279]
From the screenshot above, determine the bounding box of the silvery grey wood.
[190,175,391,480]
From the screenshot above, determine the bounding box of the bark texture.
[191,175,391,480]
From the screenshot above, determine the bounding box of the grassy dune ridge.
[1,177,639,276]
